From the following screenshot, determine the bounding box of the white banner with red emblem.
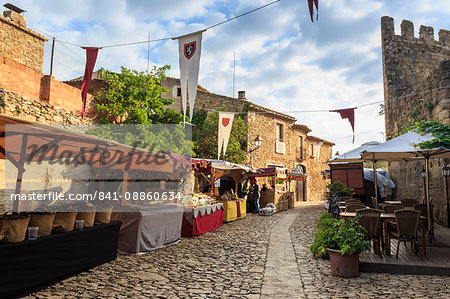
[174,30,204,123]
[218,112,234,160]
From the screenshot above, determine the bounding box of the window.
[311,143,314,156]
[276,123,284,142]
[177,87,182,97]
[299,136,304,159]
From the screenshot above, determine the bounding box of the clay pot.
[53,212,77,232]
[76,211,96,227]
[29,213,56,236]
[0,215,30,243]
[94,208,112,225]
[327,248,359,277]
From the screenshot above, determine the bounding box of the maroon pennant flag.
[81,47,100,118]
[331,108,356,143]
[308,0,319,23]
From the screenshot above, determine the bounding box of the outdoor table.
[111,204,183,254]
[181,203,224,238]
[0,221,121,298]
[384,201,402,205]
[339,212,426,257]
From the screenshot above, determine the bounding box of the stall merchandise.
[0,221,121,298]
[111,204,183,254]
[191,158,251,222]
[181,203,224,238]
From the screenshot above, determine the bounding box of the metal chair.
[346,203,366,212]
[388,209,421,259]
[383,205,403,214]
[401,199,418,208]
[356,208,382,254]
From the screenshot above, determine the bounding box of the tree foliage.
[192,105,248,163]
[404,120,450,149]
[96,66,183,124]
[89,66,191,156]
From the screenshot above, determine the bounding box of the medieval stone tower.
[380,16,450,226]
[381,16,449,139]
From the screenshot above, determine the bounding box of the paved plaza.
[28,203,450,298]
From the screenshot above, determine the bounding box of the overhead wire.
[27,0,280,49]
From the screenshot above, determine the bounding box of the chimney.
[238,90,246,99]
[3,3,27,27]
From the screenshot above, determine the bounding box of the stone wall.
[381,16,450,226]
[0,57,96,115]
[0,89,94,124]
[162,77,248,114]
[0,90,94,213]
[0,13,47,73]
[381,16,450,137]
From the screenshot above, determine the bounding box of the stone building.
[162,78,334,203]
[381,16,450,226]
[0,7,95,212]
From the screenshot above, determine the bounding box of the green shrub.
[326,181,354,202]
[310,214,371,257]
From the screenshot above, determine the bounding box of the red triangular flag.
[308,0,319,23]
[81,47,100,118]
[331,108,356,143]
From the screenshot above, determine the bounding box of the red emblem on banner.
[222,118,230,127]
[184,41,196,60]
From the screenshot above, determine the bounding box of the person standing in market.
[252,179,260,213]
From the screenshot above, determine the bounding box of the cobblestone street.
[28,203,450,298]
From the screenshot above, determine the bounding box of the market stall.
[189,159,250,224]
[248,167,302,212]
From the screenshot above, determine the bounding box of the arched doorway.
[295,165,307,202]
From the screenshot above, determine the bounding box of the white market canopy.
[360,131,450,161]
[327,141,381,163]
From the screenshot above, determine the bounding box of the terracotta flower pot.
[327,248,359,277]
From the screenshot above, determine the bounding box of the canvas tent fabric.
[192,158,252,173]
[363,168,395,198]
[360,131,450,161]
[327,141,381,163]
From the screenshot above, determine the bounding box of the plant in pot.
[326,216,371,277]
[326,181,354,203]
[310,213,336,259]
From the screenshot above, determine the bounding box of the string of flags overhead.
[78,0,318,119]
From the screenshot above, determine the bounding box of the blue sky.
[10,0,450,154]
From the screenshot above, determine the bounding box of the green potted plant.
[326,216,371,277]
[326,181,354,203]
[310,213,336,259]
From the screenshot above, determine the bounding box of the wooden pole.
[13,134,28,212]
[50,37,55,76]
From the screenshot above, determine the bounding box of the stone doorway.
[295,165,307,202]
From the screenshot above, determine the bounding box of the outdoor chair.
[356,208,382,254]
[371,196,378,209]
[345,203,366,212]
[340,196,354,202]
[414,203,433,233]
[383,205,403,214]
[344,199,361,205]
[388,209,421,259]
[401,199,418,208]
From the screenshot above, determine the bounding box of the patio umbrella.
[360,130,450,241]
